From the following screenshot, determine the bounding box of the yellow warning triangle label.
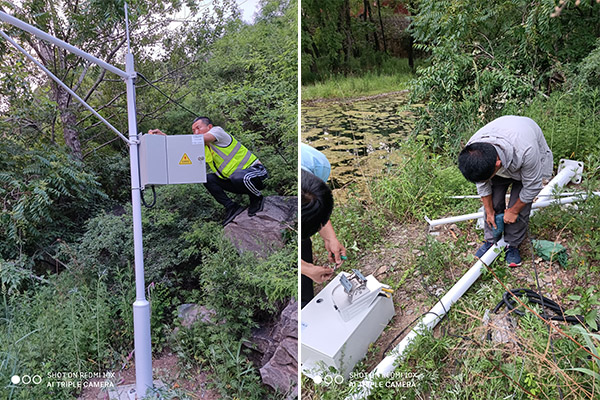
[179,153,192,165]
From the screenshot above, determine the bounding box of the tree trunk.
[376,0,387,53]
[55,85,82,159]
[408,33,414,71]
[365,0,379,51]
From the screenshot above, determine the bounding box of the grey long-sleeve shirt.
[467,116,553,203]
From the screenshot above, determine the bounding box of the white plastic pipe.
[346,239,507,400]
[348,164,583,399]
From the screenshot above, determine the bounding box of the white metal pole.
[0,8,154,397]
[426,192,599,228]
[0,11,128,79]
[125,49,154,400]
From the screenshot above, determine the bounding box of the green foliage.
[409,0,600,150]
[0,273,114,399]
[175,323,268,399]
[176,226,296,399]
[370,140,473,220]
[325,191,389,259]
[301,0,398,82]
[301,58,415,100]
[184,225,296,336]
[67,184,220,287]
[0,138,106,264]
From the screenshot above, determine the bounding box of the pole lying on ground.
[347,162,582,400]
[0,9,154,398]
[426,159,589,228]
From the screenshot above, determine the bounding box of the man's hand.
[148,129,166,136]
[324,237,346,266]
[505,198,527,224]
[301,261,334,284]
[504,209,519,224]
[481,195,496,229]
[318,220,346,266]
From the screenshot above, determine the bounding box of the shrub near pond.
[371,141,473,221]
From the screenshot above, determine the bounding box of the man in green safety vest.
[148,116,268,225]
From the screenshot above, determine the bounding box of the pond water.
[301,92,415,189]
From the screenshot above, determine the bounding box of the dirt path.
[78,350,220,400]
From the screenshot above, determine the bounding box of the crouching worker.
[149,116,268,226]
[457,115,553,267]
[301,170,346,308]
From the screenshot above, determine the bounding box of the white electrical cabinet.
[139,134,207,188]
[301,271,395,379]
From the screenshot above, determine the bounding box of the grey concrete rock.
[177,304,218,328]
[224,196,297,258]
[245,299,298,398]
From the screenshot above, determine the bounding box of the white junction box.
[139,134,207,188]
[301,270,395,379]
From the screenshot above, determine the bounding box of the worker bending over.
[458,115,553,266]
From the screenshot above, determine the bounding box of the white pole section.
[0,11,129,79]
[427,159,588,228]
[426,192,599,228]
[0,29,129,143]
[124,44,154,400]
[348,164,583,399]
[345,239,507,400]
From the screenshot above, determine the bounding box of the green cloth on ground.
[532,239,568,267]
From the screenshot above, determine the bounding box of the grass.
[301,57,420,101]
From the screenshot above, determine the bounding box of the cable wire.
[136,72,199,118]
[140,185,157,208]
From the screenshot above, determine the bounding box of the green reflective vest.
[204,134,257,179]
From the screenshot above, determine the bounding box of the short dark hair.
[193,116,212,126]
[458,142,498,182]
[301,170,333,239]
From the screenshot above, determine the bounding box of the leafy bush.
[0,138,106,263]
[371,141,473,220]
[409,0,600,150]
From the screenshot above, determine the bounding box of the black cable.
[526,218,565,400]
[136,72,199,118]
[492,288,587,326]
[140,185,157,208]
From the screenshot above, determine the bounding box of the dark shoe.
[222,203,244,226]
[505,246,522,267]
[247,195,264,216]
[475,241,494,258]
